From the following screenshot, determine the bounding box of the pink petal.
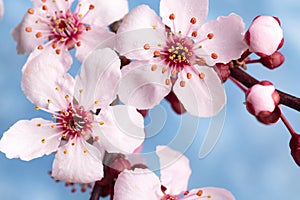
[0,118,61,161]
[114,168,162,200]
[21,52,74,111]
[156,146,191,195]
[80,0,128,27]
[195,13,248,66]
[173,65,226,117]
[93,105,145,153]
[74,48,121,109]
[116,5,166,60]
[185,187,235,200]
[118,61,172,109]
[75,27,115,62]
[52,137,103,183]
[160,0,208,34]
[11,11,47,54]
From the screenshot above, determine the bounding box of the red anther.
[190,17,197,24]
[207,33,214,39]
[89,4,95,10]
[169,13,175,20]
[191,31,198,37]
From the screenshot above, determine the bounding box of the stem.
[229,76,247,93]
[90,182,102,200]
[230,67,300,112]
[280,110,298,136]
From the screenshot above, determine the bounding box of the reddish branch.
[229,67,300,112]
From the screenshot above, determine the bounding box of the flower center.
[25,3,95,54]
[160,33,195,71]
[57,104,93,140]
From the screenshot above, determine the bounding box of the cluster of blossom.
[0,0,299,199]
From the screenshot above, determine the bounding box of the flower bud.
[213,63,231,83]
[245,81,281,124]
[289,134,300,167]
[260,51,285,69]
[245,16,284,56]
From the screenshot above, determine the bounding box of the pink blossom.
[0,48,145,183]
[12,0,128,65]
[245,16,284,56]
[114,146,235,200]
[116,0,248,117]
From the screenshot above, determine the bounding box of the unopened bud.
[260,51,285,69]
[245,81,281,124]
[245,16,284,56]
[213,63,231,83]
[289,134,300,167]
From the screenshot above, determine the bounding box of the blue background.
[1,0,300,199]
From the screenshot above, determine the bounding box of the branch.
[229,67,300,112]
[89,182,102,200]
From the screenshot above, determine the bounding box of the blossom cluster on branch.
[0,0,299,199]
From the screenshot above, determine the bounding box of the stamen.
[36,123,42,127]
[207,33,214,39]
[99,121,104,125]
[162,67,167,74]
[190,17,197,24]
[165,79,171,85]
[35,106,40,110]
[169,13,175,20]
[56,49,61,55]
[187,73,192,79]
[76,41,81,47]
[154,50,161,57]
[89,4,95,10]
[83,148,88,153]
[180,81,186,87]
[196,190,203,196]
[27,8,35,14]
[41,139,46,143]
[143,44,150,50]
[199,73,205,79]
[192,31,197,37]
[63,150,68,154]
[35,32,43,38]
[42,5,48,10]
[151,65,157,71]
[52,42,57,48]
[211,53,218,59]
[25,27,32,32]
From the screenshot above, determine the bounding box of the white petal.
[74,48,121,109]
[186,187,235,200]
[196,13,248,66]
[52,137,103,183]
[118,61,172,109]
[21,53,74,111]
[0,118,61,161]
[80,0,128,26]
[116,5,166,60]
[160,0,208,34]
[93,105,145,154]
[114,168,162,200]
[75,27,115,62]
[156,146,191,195]
[173,65,226,117]
[0,0,3,19]
[32,0,75,11]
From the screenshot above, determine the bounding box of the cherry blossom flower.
[0,48,145,183]
[114,145,235,200]
[245,16,284,56]
[0,0,3,19]
[116,0,247,117]
[12,0,128,65]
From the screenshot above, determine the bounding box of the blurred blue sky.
[1,0,300,199]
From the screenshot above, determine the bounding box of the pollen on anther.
[180,81,186,87]
[51,124,55,128]
[199,73,205,79]
[94,136,99,142]
[55,49,61,55]
[71,142,75,146]
[63,150,68,154]
[192,31,197,37]
[35,32,42,38]
[47,99,51,103]
[144,44,150,50]
[171,70,178,76]
[211,53,218,59]
[79,89,84,93]
[207,33,214,39]
[42,5,48,10]
[27,8,35,14]
[165,79,171,85]
[169,13,175,20]
[37,45,44,50]
[35,106,40,110]
[86,26,92,31]
[94,100,99,105]
[196,190,203,196]
[36,123,42,127]
[99,121,104,125]
[89,4,95,10]
[41,139,46,143]
[184,191,189,196]
[190,17,197,24]
[25,27,32,32]
[187,73,192,79]
[84,148,88,153]
[76,41,81,47]
[154,50,161,57]
[151,65,157,71]
[65,94,70,99]
[55,87,60,91]
[52,42,57,49]
[207,194,212,198]
[162,67,167,74]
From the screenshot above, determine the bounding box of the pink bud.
[246,81,281,124]
[245,16,284,56]
[260,51,285,69]
[213,63,231,83]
